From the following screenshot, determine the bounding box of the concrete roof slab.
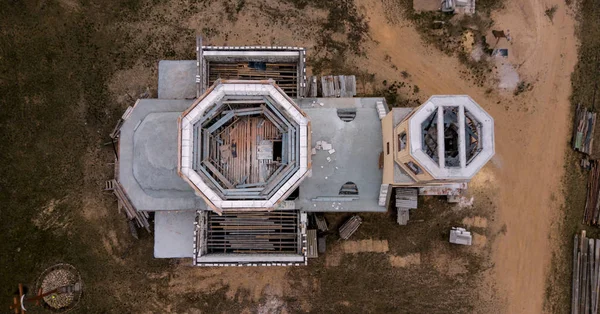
[154,210,196,258]
[294,98,387,212]
[119,99,207,211]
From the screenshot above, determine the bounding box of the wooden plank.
[307,229,318,258]
[588,238,594,314]
[573,234,580,314]
[579,230,587,314]
[593,239,600,313]
[203,160,235,188]
[397,208,409,225]
[339,215,362,240]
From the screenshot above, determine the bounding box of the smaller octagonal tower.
[178,79,311,212]
[382,95,494,186]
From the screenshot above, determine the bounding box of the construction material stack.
[339,215,362,240]
[571,231,600,314]
[396,188,418,225]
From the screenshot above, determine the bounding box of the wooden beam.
[203,160,235,189]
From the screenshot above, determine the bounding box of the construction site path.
[357,0,578,312]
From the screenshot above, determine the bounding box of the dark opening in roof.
[339,182,359,195]
[421,110,439,163]
[337,108,357,122]
[443,107,460,167]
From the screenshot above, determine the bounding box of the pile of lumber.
[339,215,362,240]
[105,179,150,233]
[306,229,318,258]
[315,214,329,232]
[318,75,356,98]
[571,231,600,314]
[573,103,596,155]
[584,161,600,226]
[396,188,418,225]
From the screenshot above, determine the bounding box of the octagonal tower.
[383,95,494,185]
[178,79,311,212]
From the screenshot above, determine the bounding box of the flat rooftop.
[294,98,388,212]
[118,98,206,211]
[119,60,389,213]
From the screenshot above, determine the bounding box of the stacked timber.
[305,76,318,98]
[339,215,362,240]
[105,179,150,233]
[571,231,600,314]
[573,103,596,155]
[320,75,356,97]
[306,229,318,258]
[315,214,329,232]
[396,188,418,226]
[584,161,600,226]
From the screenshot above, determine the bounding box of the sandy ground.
[354,0,577,312]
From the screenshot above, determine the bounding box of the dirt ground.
[0,0,583,313]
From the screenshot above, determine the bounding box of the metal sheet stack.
[339,215,362,240]
[573,103,596,155]
[572,231,600,314]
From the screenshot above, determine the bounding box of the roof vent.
[337,109,356,122]
[339,182,359,195]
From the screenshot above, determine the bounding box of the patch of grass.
[514,81,532,96]
[545,5,558,23]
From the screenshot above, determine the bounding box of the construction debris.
[315,214,329,232]
[396,188,418,225]
[573,103,596,155]
[339,215,362,240]
[571,231,600,314]
[449,227,472,245]
[110,105,133,139]
[105,179,151,233]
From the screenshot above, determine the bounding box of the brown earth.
[355,0,577,312]
[0,0,580,312]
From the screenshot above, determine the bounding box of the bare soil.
[0,0,586,313]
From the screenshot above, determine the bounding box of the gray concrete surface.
[158,60,197,99]
[119,99,207,211]
[154,210,196,258]
[295,98,387,212]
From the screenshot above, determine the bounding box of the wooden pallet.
[339,215,362,240]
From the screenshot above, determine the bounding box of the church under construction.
[107,38,494,266]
